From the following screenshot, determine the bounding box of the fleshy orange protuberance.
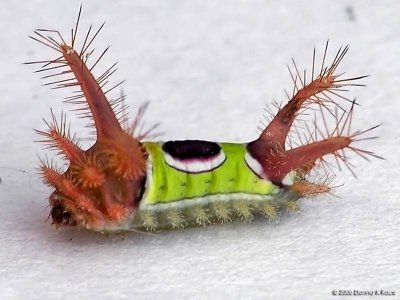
[70,154,105,188]
[60,45,122,139]
[35,111,82,161]
[100,133,148,180]
[248,43,379,191]
[40,164,103,221]
[291,181,332,197]
[260,75,336,148]
[29,7,147,231]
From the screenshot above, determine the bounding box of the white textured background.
[0,1,399,299]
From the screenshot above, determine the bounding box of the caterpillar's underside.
[28,7,380,233]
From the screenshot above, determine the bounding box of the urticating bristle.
[35,110,81,161]
[291,181,332,196]
[192,205,211,226]
[39,158,64,187]
[290,172,339,197]
[70,153,105,189]
[167,208,186,229]
[212,201,232,223]
[285,201,300,212]
[233,200,254,222]
[100,136,147,180]
[259,202,280,224]
[140,210,158,231]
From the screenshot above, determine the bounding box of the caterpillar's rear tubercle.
[28,7,381,233]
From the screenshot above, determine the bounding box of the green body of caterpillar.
[128,142,297,231]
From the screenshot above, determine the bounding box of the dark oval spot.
[162,140,221,160]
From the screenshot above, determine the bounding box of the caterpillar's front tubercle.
[28,8,381,233]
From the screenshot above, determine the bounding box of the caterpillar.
[27,7,381,233]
